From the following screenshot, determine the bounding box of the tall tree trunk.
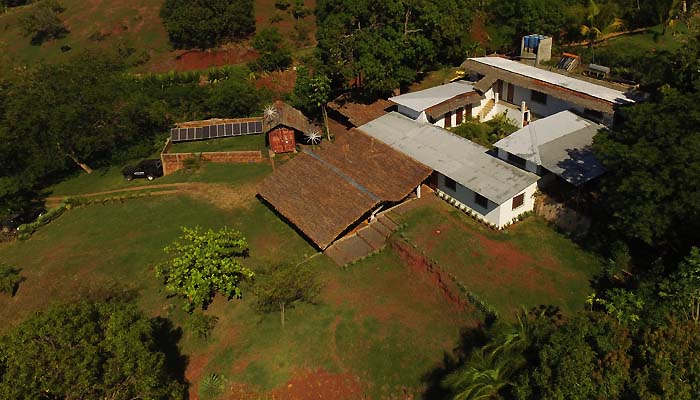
[67,152,93,174]
[322,105,331,142]
[280,302,285,326]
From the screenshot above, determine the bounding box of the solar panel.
[170,119,264,143]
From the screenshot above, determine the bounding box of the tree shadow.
[421,324,490,399]
[153,316,190,394]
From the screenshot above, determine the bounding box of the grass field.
[0,0,316,73]
[396,200,602,319]
[47,162,272,197]
[170,134,267,154]
[2,163,476,398]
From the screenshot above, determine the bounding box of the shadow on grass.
[421,324,490,400]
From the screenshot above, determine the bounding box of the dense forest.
[1,0,699,398]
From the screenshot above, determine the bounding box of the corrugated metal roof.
[467,57,635,105]
[359,112,539,204]
[494,111,605,186]
[389,81,476,112]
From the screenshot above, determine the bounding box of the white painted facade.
[435,173,537,228]
[476,79,613,126]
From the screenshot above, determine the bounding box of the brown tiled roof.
[263,100,317,134]
[257,130,431,249]
[425,91,484,119]
[327,95,393,127]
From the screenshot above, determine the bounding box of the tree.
[250,27,292,72]
[252,263,321,326]
[659,247,700,322]
[632,319,700,399]
[291,66,331,138]
[2,52,163,175]
[0,300,185,399]
[0,264,21,296]
[580,0,624,63]
[160,0,255,49]
[205,71,272,118]
[19,0,69,45]
[513,312,632,400]
[593,87,700,254]
[315,0,472,98]
[156,226,254,312]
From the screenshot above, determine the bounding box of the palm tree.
[580,0,625,63]
[444,309,531,400]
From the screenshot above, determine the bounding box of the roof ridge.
[301,149,381,202]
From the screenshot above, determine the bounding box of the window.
[474,192,489,208]
[444,176,457,191]
[444,111,452,128]
[530,90,548,105]
[507,152,527,168]
[512,193,525,210]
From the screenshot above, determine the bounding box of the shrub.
[185,312,219,340]
[199,373,225,400]
[19,0,69,45]
[0,264,21,296]
[274,0,290,10]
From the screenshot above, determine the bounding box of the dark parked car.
[122,159,164,181]
[1,208,46,232]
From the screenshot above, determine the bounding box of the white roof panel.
[468,57,635,105]
[389,81,476,112]
[359,112,539,204]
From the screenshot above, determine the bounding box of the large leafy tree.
[19,0,69,45]
[156,226,254,312]
[593,87,700,254]
[315,0,473,98]
[160,0,255,49]
[0,300,185,399]
[659,247,700,322]
[250,27,292,72]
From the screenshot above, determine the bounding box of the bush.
[160,0,255,49]
[0,264,21,296]
[19,0,69,45]
[274,0,290,10]
[249,27,292,72]
[17,203,68,239]
[185,312,219,340]
[198,373,225,400]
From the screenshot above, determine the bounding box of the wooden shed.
[263,101,317,154]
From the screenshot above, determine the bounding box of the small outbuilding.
[263,100,318,154]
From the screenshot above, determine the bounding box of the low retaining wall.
[161,151,263,175]
[159,138,264,175]
[390,239,469,310]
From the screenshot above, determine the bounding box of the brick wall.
[161,150,264,175]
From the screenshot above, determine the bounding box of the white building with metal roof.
[359,112,539,228]
[389,81,484,129]
[494,111,606,187]
[462,56,639,126]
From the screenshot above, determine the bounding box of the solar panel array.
[171,120,264,142]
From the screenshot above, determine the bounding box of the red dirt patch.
[271,369,364,400]
[174,45,259,71]
[254,70,297,98]
[470,15,490,47]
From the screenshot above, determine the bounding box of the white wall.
[496,148,539,174]
[435,173,536,228]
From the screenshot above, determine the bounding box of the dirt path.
[46,183,195,202]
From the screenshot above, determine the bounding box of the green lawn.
[408,67,464,92]
[2,168,475,397]
[396,201,602,319]
[47,162,272,197]
[170,134,266,154]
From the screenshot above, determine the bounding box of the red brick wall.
[161,150,263,175]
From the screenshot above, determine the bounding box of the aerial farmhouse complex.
[257,55,641,250]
